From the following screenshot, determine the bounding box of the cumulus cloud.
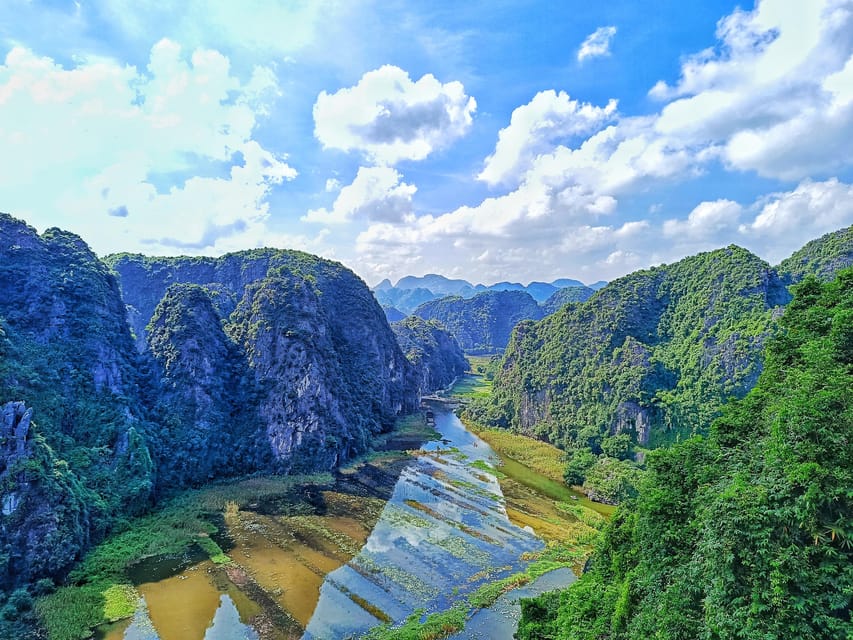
[302,166,416,225]
[313,65,476,165]
[577,26,617,62]
[652,0,853,179]
[478,90,617,186]
[0,40,296,254]
[350,0,853,284]
[741,179,853,257]
[663,199,743,240]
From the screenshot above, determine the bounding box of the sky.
[1,0,852,287]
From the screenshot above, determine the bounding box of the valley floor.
[33,368,608,640]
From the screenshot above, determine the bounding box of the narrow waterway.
[303,406,556,638]
[97,406,576,640]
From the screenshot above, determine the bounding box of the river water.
[97,407,575,640]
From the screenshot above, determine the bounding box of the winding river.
[97,406,576,640]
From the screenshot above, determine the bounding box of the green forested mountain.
[0,215,154,590]
[0,215,422,594]
[391,316,468,395]
[778,225,853,284]
[540,286,596,315]
[518,268,853,640]
[106,250,419,467]
[145,284,269,486]
[413,289,544,354]
[472,246,791,452]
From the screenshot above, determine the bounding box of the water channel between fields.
[96,406,576,640]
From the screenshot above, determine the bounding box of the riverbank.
[35,414,437,640]
[33,379,607,640]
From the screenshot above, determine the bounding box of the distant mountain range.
[373,274,606,314]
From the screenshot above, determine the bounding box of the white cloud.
[0,40,296,254]
[662,199,743,239]
[302,166,416,225]
[741,178,853,254]
[93,0,338,56]
[577,26,617,62]
[313,64,476,165]
[652,0,853,180]
[350,0,853,284]
[478,90,617,186]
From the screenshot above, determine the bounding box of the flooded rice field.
[96,406,580,640]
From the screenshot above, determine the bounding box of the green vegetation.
[363,604,468,640]
[540,286,595,315]
[517,268,853,639]
[450,374,493,400]
[413,289,544,354]
[449,356,499,400]
[778,224,853,284]
[465,422,566,483]
[35,473,329,640]
[467,245,819,504]
[0,215,155,595]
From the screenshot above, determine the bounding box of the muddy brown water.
[96,408,580,640]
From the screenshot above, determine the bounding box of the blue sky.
[1,1,852,286]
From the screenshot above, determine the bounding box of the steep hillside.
[106,250,420,470]
[382,306,406,322]
[778,224,853,284]
[374,286,438,315]
[473,246,791,451]
[146,284,268,485]
[518,268,853,640]
[391,316,468,395]
[540,286,596,315]
[413,290,544,354]
[0,215,154,589]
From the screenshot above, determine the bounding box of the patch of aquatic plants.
[362,604,469,640]
[35,473,330,640]
[357,552,439,602]
[469,459,506,479]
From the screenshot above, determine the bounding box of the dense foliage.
[413,290,544,354]
[146,283,268,485]
[540,286,596,315]
[471,247,792,465]
[778,225,853,284]
[517,269,853,639]
[391,316,468,394]
[0,215,154,592]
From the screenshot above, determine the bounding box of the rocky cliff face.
[146,284,268,485]
[227,273,353,470]
[0,214,155,589]
[106,250,419,472]
[391,316,468,395]
[0,402,90,589]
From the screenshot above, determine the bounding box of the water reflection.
[97,407,564,640]
[303,408,543,639]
